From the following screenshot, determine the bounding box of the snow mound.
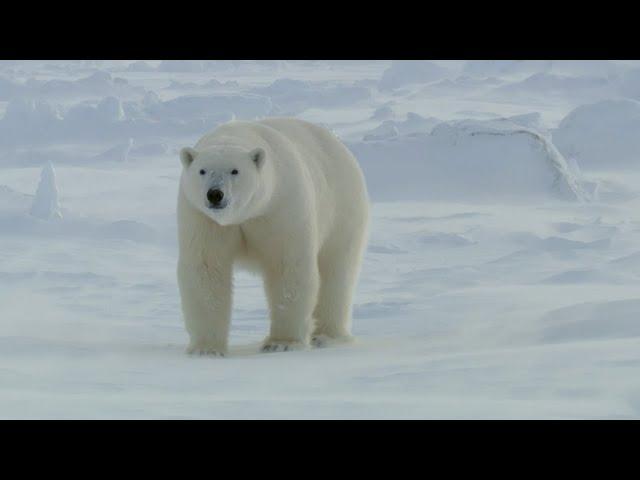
[417,75,502,95]
[0,99,63,145]
[126,61,155,72]
[0,184,31,214]
[370,105,395,120]
[0,92,268,147]
[0,99,99,146]
[349,118,589,202]
[362,112,442,141]
[463,60,552,78]
[617,67,640,99]
[540,299,640,343]
[157,60,208,73]
[253,79,371,114]
[41,72,132,96]
[30,161,62,220]
[502,112,545,131]
[553,99,640,170]
[0,71,147,100]
[418,232,476,247]
[379,61,449,91]
[91,139,134,163]
[548,60,621,78]
[146,93,273,120]
[157,60,233,73]
[491,73,610,99]
[362,112,440,141]
[362,122,400,141]
[0,76,25,99]
[165,79,239,91]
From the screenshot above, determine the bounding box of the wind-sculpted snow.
[91,140,133,163]
[2,190,640,418]
[0,93,273,148]
[0,184,31,213]
[540,299,640,343]
[253,78,371,114]
[165,79,240,91]
[617,67,640,100]
[490,73,611,99]
[553,99,640,170]
[30,162,62,220]
[157,60,221,73]
[503,112,546,132]
[351,118,589,202]
[126,61,156,72]
[0,71,147,101]
[157,60,287,73]
[145,93,273,120]
[2,60,640,419]
[463,60,553,78]
[379,61,450,91]
[362,112,441,140]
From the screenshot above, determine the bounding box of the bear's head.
[179,144,272,226]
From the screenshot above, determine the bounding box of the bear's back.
[202,118,358,175]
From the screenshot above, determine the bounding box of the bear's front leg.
[262,251,320,352]
[177,258,233,357]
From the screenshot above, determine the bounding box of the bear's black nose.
[207,188,224,206]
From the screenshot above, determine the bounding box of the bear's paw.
[261,339,306,353]
[311,334,355,348]
[186,344,225,357]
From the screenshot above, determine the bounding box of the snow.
[362,112,440,140]
[2,60,640,419]
[29,162,62,219]
[91,139,134,163]
[617,67,640,100]
[351,117,589,202]
[553,99,640,170]
[0,71,147,101]
[253,79,371,114]
[462,60,553,78]
[379,61,450,90]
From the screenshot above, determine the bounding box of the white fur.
[177,118,369,355]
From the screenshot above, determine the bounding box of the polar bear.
[177,118,369,356]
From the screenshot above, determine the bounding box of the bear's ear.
[250,147,266,169]
[180,147,197,169]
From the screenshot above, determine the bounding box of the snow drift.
[0,93,274,147]
[491,73,610,99]
[253,79,371,114]
[30,162,62,219]
[350,118,589,202]
[553,99,640,170]
[0,71,146,101]
[362,112,441,141]
[463,60,553,78]
[379,61,449,91]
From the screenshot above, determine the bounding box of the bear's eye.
[199,169,206,176]
[231,169,239,175]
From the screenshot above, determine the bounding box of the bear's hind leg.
[261,250,320,352]
[311,243,363,347]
